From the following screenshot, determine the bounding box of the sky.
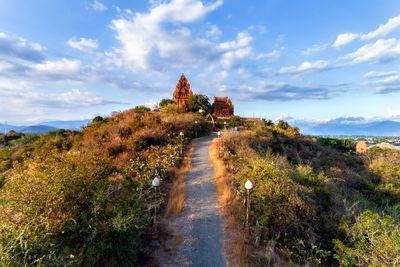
[1,0,400,125]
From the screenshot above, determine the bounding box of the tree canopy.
[159,99,175,108]
[187,94,212,113]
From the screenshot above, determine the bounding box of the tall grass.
[165,141,196,217]
[209,136,248,266]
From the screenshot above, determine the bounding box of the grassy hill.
[212,122,400,266]
[1,111,399,266]
[0,109,209,266]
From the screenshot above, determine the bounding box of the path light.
[179,132,184,156]
[152,177,160,187]
[245,180,253,244]
[217,131,221,138]
[151,177,161,246]
[224,121,227,130]
[195,121,198,138]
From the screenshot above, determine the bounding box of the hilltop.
[0,108,210,266]
[1,107,399,266]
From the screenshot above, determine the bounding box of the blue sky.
[1,0,400,125]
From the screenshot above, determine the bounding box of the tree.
[333,210,400,266]
[160,103,180,114]
[92,116,104,123]
[262,119,275,127]
[229,117,241,127]
[159,99,175,108]
[134,105,150,112]
[276,120,289,130]
[187,94,212,113]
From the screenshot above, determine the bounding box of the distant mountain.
[0,123,25,133]
[0,119,90,134]
[295,120,400,137]
[20,125,58,134]
[41,120,91,130]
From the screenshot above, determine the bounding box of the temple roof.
[214,96,229,102]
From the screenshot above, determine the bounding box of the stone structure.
[173,74,193,111]
[212,97,234,118]
[356,141,368,154]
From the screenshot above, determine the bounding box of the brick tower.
[173,74,193,112]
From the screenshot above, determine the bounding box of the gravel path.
[159,135,227,267]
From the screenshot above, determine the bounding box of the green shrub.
[160,103,180,114]
[134,105,151,112]
[333,210,400,266]
[218,128,400,265]
[228,116,241,127]
[92,116,104,123]
[276,120,289,130]
[159,98,175,108]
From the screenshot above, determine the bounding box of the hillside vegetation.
[0,109,209,266]
[215,123,400,266]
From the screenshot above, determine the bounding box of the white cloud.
[279,60,329,76]
[347,38,400,63]
[56,89,115,106]
[256,50,280,63]
[205,24,222,39]
[274,113,293,122]
[67,38,99,51]
[236,81,331,101]
[361,15,400,40]
[387,107,400,119]
[364,70,397,78]
[367,74,400,93]
[0,32,45,62]
[92,0,107,11]
[111,0,255,71]
[218,32,253,68]
[0,88,121,111]
[33,58,82,76]
[332,15,400,48]
[301,43,329,56]
[333,33,359,48]
[0,61,13,71]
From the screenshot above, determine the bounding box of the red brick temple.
[173,74,193,111]
[212,96,234,118]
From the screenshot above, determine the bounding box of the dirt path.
[158,135,227,267]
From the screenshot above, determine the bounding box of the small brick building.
[356,141,368,154]
[212,97,234,118]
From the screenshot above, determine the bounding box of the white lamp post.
[179,131,184,156]
[151,177,161,246]
[245,180,253,244]
[224,121,227,130]
[195,121,198,138]
[217,131,221,138]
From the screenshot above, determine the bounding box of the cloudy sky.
[1,0,400,125]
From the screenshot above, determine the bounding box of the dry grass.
[209,137,249,267]
[164,141,196,218]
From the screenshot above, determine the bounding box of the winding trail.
[159,135,227,267]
